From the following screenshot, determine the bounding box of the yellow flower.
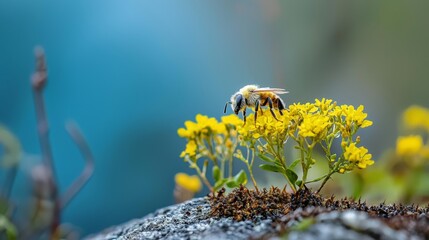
[177,128,190,138]
[344,143,374,169]
[178,114,226,139]
[314,98,334,112]
[298,113,331,138]
[237,115,255,140]
[234,109,289,143]
[177,120,198,139]
[330,105,343,118]
[180,140,197,158]
[195,114,210,124]
[342,105,373,128]
[195,114,219,134]
[396,135,423,157]
[221,114,243,127]
[289,103,317,118]
[403,105,429,131]
[213,122,227,135]
[175,173,202,192]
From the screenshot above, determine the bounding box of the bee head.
[232,94,244,115]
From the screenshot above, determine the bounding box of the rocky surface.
[85,197,425,240]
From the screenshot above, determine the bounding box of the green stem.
[247,148,259,192]
[206,136,218,166]
[299,143,307,189]
[228,154,233,178]
[266,137,296,192]
[220,156,225,179]
[322,138,335,169]
[266,138,285,168]
[187,159,213,192]
[305,174,329,184]
[316,170,335,193]
[287,175,297,192]
[304,145,314,180]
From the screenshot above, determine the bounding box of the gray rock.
[287,210,421,240]
[85,198,423,240]
[85,198,277,240]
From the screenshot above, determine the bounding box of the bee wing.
[252,87,289,94]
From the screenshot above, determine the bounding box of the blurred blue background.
[1,0,429,236]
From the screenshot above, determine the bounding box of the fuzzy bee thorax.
[239,85,258,99]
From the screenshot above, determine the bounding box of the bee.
[224,85,289,124]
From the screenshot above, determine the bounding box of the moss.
[209,186,429,237]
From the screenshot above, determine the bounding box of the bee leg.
[277,98,286,116]
[267,98,281,121]
[261,98,269,106]
[224,101,232,113]
[254,100,260,124]
[242,108,247,126]
[259,98,267,113]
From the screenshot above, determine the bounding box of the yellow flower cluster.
[175,172,202,192]
[178,98,374,192]
[315,98,335,112]
[178,114,243,158]
[396,135,423,157]
[333,105,372,138]
[395,105,429,164]
[180,140,197,158]
[237,98,372,146]
[403,105,429,131]
[178,113,243,191]
[221,115,243,126]
[298,113,331,138]
[342,105,373,129]
[178,114,226,139]
[343,143,374,169]
[236,110,286,141]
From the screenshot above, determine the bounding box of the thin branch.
[32,47,55,178]
[31,46,60,239]
[60,122,95,209]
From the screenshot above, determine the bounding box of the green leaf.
[214,179,227,191]
[226,179,240,188]
[259,164,283,173]
[257,153,275,163]
[202,160,209,176]
[0,199,10,216]
[212,166,221,182]
[289,159,301,169]
[296,180,302,187]
[234,170,247,185]
[274,161,285,168]
[294,145,303,150]
[290,217,315,231]
[306,174,328,184]
[0,215,17,240]
[285,169,298,185]
[0,125,21,168]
